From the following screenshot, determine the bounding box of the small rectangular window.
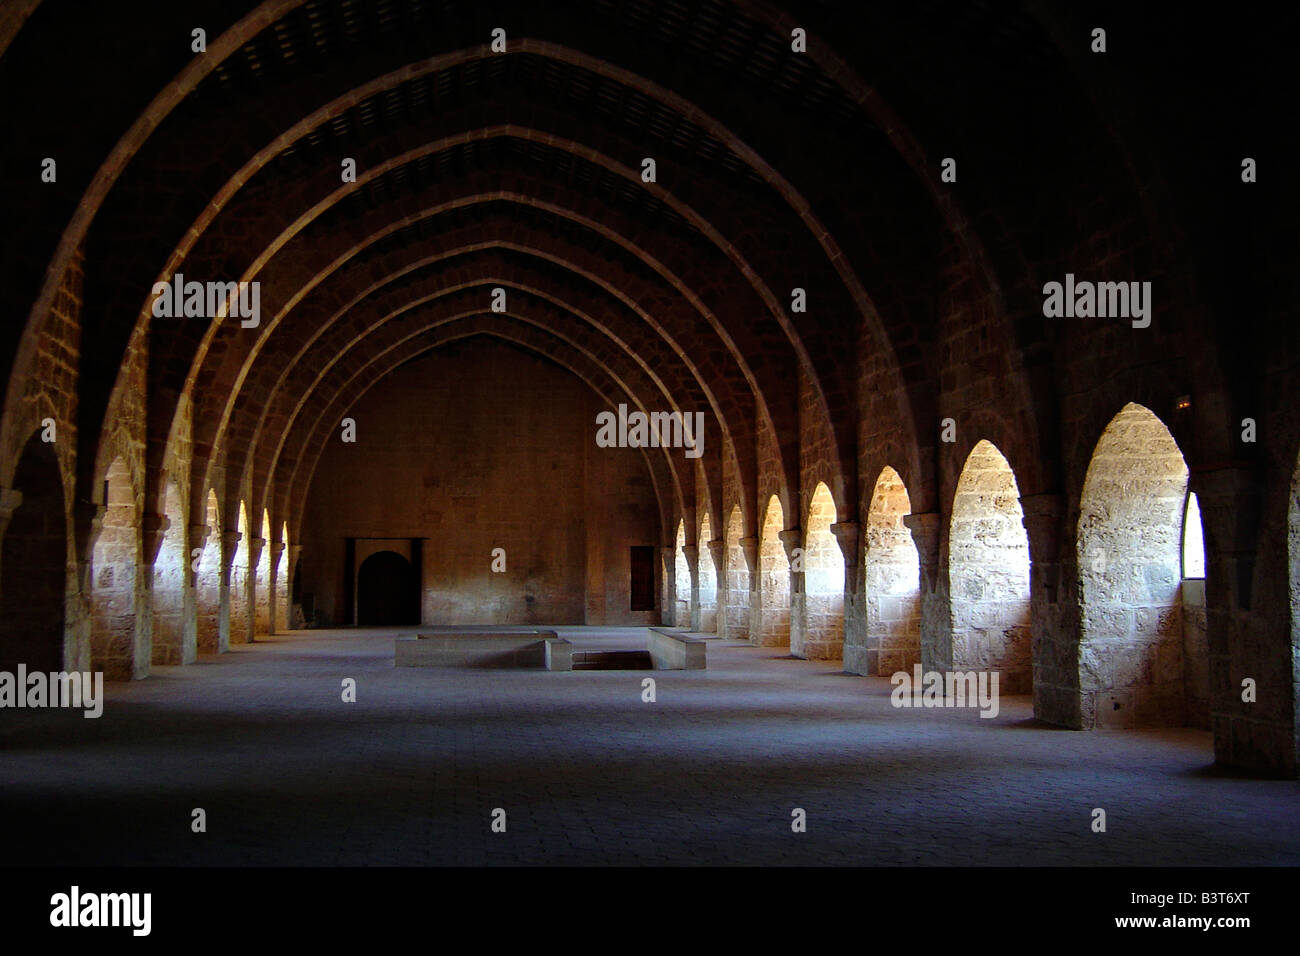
[630,546,655,611]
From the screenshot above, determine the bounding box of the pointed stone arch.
[947,440,1032,693]
[1077,402,1206,728]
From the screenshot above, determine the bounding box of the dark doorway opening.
[0,435,66,672]
[630,545,655,611]
[357,550,419,625]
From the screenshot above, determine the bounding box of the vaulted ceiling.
[0,0,1291,541]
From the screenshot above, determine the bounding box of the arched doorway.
[948,440,1032,692]
[801,482,844,660]
[1078,402,1206,728]
[357,550,419,625]
[863,466,921,676]
[0,435,66,672]
[757,495,790,648]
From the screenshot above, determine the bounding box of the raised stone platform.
[395,629,572,670]
[647,627,707,670]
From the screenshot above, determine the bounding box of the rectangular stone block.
[647,627,706,669]
[395,629,560,668]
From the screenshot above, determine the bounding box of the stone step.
[571,649,654,670]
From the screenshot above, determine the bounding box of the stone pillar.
[0,488,22,591]
[659,545,676,626]
[1193,465,1289,776]
[741,535,759,644]
[184,522,209,663]
[287,544,303,627]
[68,499,104,674]
[832,521,867,674]
[903,511,948,673]
[246,536,264,643]
[0,487,21,536]
[779,527,804,656]
[683,543,700,631]
[268,540,284,636]
[1020,493,1071,724]
[74,499,106,597]
[707,539,726,636]
[902,512,941,594]
[219,529,241,653]
[140,511,171,671]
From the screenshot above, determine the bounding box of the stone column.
[683,543,700,631]
[1020,493,1064,604]
[66,499,104,674]
[707,539,726,636]
[0,488,21,591]
[0,487,21,535]
[1193,465,1287,775]
[903,511,948,673]
[140,511,171,669]
[1020,493,1070,725]
[74,499,106,597]
[659,545,676,626]
[832,521,866,673]
[268,540,284,636]
[287,544,303,627]
[219,529,241,653]
[740,535,759,644]
[779,527,803,656]
[902,512,941,594]
[246,536,265,643]
[185,522,209,663]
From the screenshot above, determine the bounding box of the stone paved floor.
[1,626,1297,866]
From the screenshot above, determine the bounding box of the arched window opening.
[1182,492,1206,580]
